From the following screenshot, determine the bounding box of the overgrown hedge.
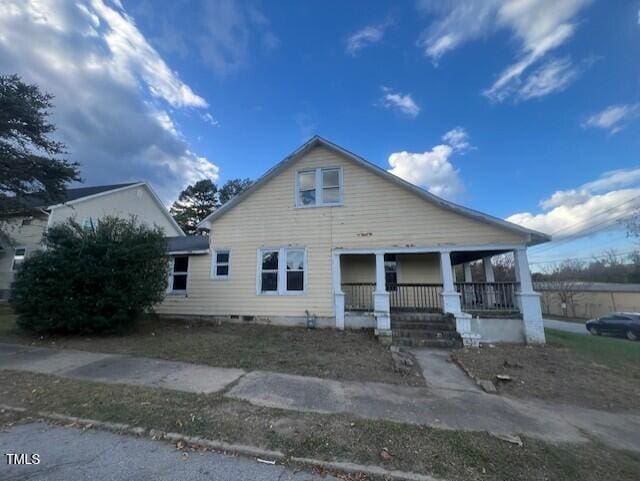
[10,217,168,334]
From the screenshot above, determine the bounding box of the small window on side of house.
[169,256,189,293]
[260,250,279,293]
[212,249,230,279]
[12,247,26,271]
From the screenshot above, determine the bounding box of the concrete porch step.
[392,329,460,339]
[392,337,461,348]
[390,312,453,322]
[391,321,457,331]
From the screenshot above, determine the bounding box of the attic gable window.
[296,167,342,207]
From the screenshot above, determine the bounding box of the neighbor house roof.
[9,183,139,210]
[197,136,551,246]
[166,235,209,255]
[2,182,184,237]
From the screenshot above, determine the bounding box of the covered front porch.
[332,245,544,345]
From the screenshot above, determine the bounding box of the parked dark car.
[586,312,640,341]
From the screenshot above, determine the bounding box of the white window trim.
[295,166,343,208]
[211,248,231,280]
[167,255,189,295]
[256,247,308,296]
[12,246,26,271]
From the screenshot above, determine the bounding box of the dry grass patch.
[1,369,639,481]
[453,329,640,411]
[0,311,423,385]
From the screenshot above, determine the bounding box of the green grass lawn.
[545,328,640,368]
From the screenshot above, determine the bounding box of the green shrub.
[10,217,168,334]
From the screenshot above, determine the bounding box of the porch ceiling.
[451,250,511,265]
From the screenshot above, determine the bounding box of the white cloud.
[346,22,389,56]
[442,127,472,152]
[583,103,640,134]
[0,0,219,202]
[507,168,640,237]
[417,0,592,102]
[379,87,420,118]
[514,57,581,101]
[387,128,472,199]
[133,0,278,76]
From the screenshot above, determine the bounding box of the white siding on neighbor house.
[0,215,48,292]
[48,185,182,236]
[157,145,528,320]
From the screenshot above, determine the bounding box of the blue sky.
[0,0,639,269]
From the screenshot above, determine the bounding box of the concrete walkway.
[0,342,244,394]
[544,318,588,335]
[2,342,640,452]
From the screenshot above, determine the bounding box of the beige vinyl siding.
[157,145,527,318]
[0,215,48,292]
[49,185,182,236]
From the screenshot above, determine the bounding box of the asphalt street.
[0,422,337,481]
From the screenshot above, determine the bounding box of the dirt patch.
[0,315,424,386]
[2,370,640,481]
[453,343,640,411]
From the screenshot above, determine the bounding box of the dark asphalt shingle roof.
[166,236,209,254]
[20,183,139,209]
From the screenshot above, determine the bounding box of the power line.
[531,208,636,254]
[535,193,640,239]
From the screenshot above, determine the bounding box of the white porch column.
[482,257,495,282]
[439,251,461,314]
[463,263,473,282]
[440,251,475,345]
[374,252,391,334]
[332,253,345,330]
[514,248,545,344]
[482,256,496,307]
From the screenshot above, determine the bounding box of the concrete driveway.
[544,318,588,335]
[0,422,336,481]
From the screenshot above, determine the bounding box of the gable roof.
[3,182,184,236]
[7,183,139,210]
[198,136,551,246]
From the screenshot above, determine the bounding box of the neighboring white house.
[0,182,184,298]
[157,136,551,345]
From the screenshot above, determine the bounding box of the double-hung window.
[212,249,230,279]
[169,256,189,293]
[296,167,342,207]
[12,247,26,271]
[258,248,306,294]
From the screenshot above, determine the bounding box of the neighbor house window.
[212,249,230,279]
[169,256,189,293]
[296,167,342,207]
[12,247,26,271]
[258,248,306,294]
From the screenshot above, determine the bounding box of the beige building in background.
[0,182,183,298]
[536,282,640,319]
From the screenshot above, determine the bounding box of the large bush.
[10,217,168,334]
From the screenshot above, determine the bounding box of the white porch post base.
[334,293,345,330]
[441,291,462,315]
[374,292,391,334]
[518,291,545,343]
[454,312,480,347]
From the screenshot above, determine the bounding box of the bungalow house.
[0,182,184,299]
[157,137,550,346]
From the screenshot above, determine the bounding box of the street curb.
[0,404,443,481]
